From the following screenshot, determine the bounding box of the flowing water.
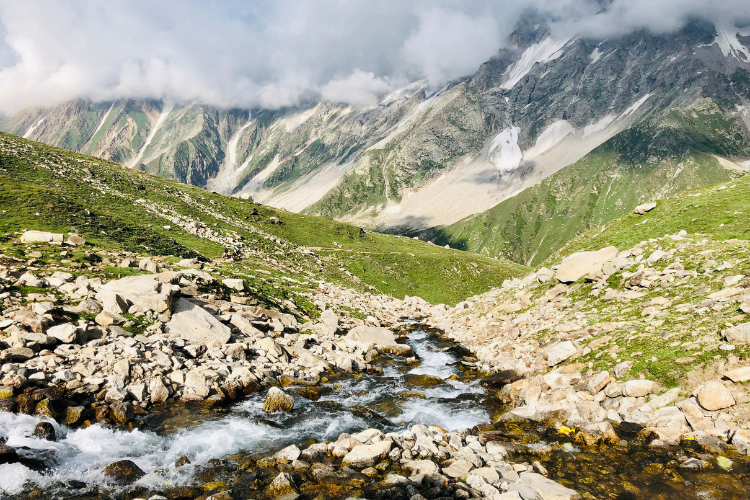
[1,327,749,499]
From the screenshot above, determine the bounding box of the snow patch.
[488,127,523,173]
[620,93,652,120]
[280,106,317,132]
[380,80,426,106]
[714,24,750,62]
[22,117,45,139]
[129,101,174,168]
[526,120,575,158]
[226,119,254,171]
[383,204,402,214]
[589,48,603,64]
[583,115,616,138]
[502,37,569,90]
[92,103,114,138]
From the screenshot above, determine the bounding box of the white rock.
[222,278,245,291]
[166,298,231,348]
[634,202,656,215]
[341,440,392,468]
[543,341,577,366]
[697,381,735,411]
[556,247,618,283]
[47,324,79,344]
[19,230,63,243]
[622,380,660,397]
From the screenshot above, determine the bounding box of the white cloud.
[0,0,747,116]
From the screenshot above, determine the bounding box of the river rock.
[103,459,145,483]
[443,458,474,478]
[222,278,245,291]
[725,366,750,383]
[65,406,85,425]
[19,230,63,243]
[622,380,660,397]
[543,341,577,366]
[0,444,19,464]
[166,298,231,348]
[274,444,301,461]
[345,325,412,355]
[150,379,170,404]
[263,387,294,413]
[516,472,581,499]
[341,440,392,468]
[96,275,173,314]
[285,345,332,370]
[33,422,56,441]
[697,381,735,411]
[724,323,750,344]
[466,474,504,499]
[110,402,133,425]
[266,472,297,496]
[732,429,750,455]
[555,247,618,283]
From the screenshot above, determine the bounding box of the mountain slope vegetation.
[427,99,750,266]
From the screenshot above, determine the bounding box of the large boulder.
[285,345,333,370]
[96,275,173,314]
[103,460,145,483]
[725,366,750,383]
[543,341,577,366]
[47,323,80,344]
[622,380,660,397]
[514,472,581,500]
[556,247,618,283]
[341,440,392,468]
[19,230,63,244]
[263,387,294,413]
[345,326,412,355]
[697,381,735,411]
[165,298,231,348]
[724,323,750,344]
[634,202,657,215]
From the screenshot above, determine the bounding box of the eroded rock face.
[166,298,231,348]
[263,387,294,413]
[555,247,618,283]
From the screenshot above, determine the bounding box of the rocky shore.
[3,228,750,499]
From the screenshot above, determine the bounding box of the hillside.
[0,132,527,307]
[426,98,750,266]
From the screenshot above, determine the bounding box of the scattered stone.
[103,460,146,483]
[166,298,231,348]
[556,247,618,283]
[263,387,294,413]
[543,341,577,366]
[266,472,297,496]
[341,440,392,468]
[622,380,660,397]
[697,381,735,411]
[634,202,657,215]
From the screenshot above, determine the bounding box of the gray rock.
[555,247,618,283]
[341,440,392,468]
[543,341,577,367]
[622,380,660,397]
[96,275,173,314]
[166,298,231,348]
[724,323,750,344]
[516,472,581,500]
[47,323,79,343]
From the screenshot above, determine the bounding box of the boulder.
[103,460,145,483]
[443,458,474,478]
[222,278,245,291]
[0,444,19,465]
[515,472,581,500]
[19,230,63,244]
[138,258,158,273]
[66,234,85,246]
[266,472,297,496]
[47,323,79,344]
[263,387,294,413]
[465,475,504,500]
[634,202,657,215]
[2,347,34,361]
[724,323,750,344]
[725,366,750,383]
[345,325,411,355]
[341,440,392,468]
[555,247,618,283]
[697,381,735,411]
[274,444,302,461]
[732,428,750,455]
[166,298,231,348]
[33,422,56,441]
[96,275,173,314]
[285,345,333,370]
[149,379,169,404]
[543,341,577,367]
[622,380,660,397]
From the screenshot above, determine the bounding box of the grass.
[0,132,527,306]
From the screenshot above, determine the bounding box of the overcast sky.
[0,0,746,115]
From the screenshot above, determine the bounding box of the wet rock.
[697,381,735,411]
[34,399,58,419]
[543,341,577,366]
[0,443,19,464]
[480,370,523,390]
[574,422,619,447]
[555,247,618,283]
[33,422,56,441]
[104,459,145,483]
[724,323,750,344]
[404,374,446,388]
[274,444,301,461]
[64,406,85,426]
[175,455,191,467]
[266,472,297,496]
[167,298,231,348]
[263,387,294,413]
[110,401,133,425]
[341,440,392,468]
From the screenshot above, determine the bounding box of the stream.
[1,327,749,499]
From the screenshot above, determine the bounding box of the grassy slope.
[0,132,527,306]
[428,99,750,267]
[548,173,750,263]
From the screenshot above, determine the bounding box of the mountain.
[2,19,750,236]
[424,97,750,266]
[0,132,527,306]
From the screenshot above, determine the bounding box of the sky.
[0,0,747,116]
